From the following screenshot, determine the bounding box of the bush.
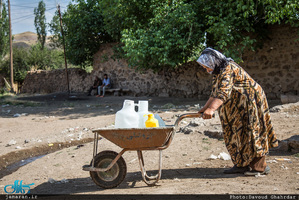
[0,44,65,85]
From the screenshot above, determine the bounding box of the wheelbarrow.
[82,113,202,189]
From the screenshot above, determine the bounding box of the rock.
[288,136,299,153]
[204,130,223,139]
[48,178,56,184]
[110,109,114,112]
[208,154,218,160]
[270,106,282,113]
[185,164,191,167]
[24,140,29,144]
[60,179,69,183]
[218,152,231,160]
[161,103,176,109]
[281,165,288,170]
[180,127,193,134]
[278,136,299,153]
[281,95,299,104]
[15,146,22,149]
[277,140,289,152]
[189,119,204,127]
[8,139,17,146]
[13,113,21,117]
[193,162,202,165]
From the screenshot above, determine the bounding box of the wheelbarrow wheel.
[90,151,127,189]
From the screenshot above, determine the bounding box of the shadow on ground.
[0,92,207,119]
[0,92,282,120]
[29,167,242,194]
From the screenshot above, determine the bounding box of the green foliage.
[0,2,9,58]
[50,0,299,70]
[120,1,205,70]
[48,10,63,48]
[34,0,47,49]
[0,44,65,84]
[202,0,299,61]
[50,0,112,67]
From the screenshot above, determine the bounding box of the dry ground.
[0,93,298,195]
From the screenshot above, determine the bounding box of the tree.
[49,0,112,67]
[48,10,63,48]
[0,2,9,58]
[49,0,299,70]
[0,45,65,84]
[34,0,47,49]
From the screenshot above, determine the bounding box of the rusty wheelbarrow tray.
[82,113,201,189]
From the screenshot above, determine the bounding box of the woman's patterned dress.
[211,62,278,167]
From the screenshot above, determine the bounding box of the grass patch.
[63,102,75,107]
[203,146,210,151]
[293,153,299,158]
[202,138,211,144]
[1,98,42,107]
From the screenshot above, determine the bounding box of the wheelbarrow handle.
[174,113,203,128]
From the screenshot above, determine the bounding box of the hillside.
[13,31,52,48]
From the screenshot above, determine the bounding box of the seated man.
[96,74,111,97]
[87,76,101,96]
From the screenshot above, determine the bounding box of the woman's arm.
[199,97,214,113]
[202,98,223,119]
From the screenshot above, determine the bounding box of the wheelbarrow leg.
[92,132,99,168]
[137,150,162,186]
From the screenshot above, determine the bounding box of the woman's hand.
[202,108,214,119]
[198,107,206,114]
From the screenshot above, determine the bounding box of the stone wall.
[242,25,299,99]
[21,68,91,94]
[21,25,299,99]
[93,43,211,98]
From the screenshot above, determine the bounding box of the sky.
[8,0,72,35]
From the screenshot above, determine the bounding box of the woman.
[197,48,278,175]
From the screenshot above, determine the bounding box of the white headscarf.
[197,48,233,74]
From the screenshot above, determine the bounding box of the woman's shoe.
[223,165,249,174]
[244,165,271,176]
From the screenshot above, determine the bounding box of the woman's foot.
[96,95,100,97]
[244,165,270,176]
[223,165,249,174]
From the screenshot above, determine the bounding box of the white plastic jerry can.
[115,100,139,128]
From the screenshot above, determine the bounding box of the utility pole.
[57,4,70,94]
[8,0,14,92]
[0,0,2,19]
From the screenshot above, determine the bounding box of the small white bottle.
[137,100,152,128]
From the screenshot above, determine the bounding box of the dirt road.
[0,93,298,195]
